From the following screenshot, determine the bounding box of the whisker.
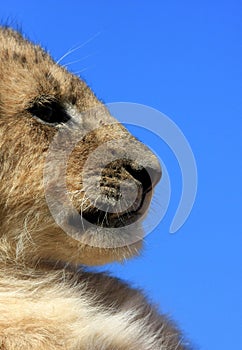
[74,65,95,76]
[63,53,95,68]
[56,31,101,65]
[101,205,110,227]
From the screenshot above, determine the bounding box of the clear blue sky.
[1,1,241,349]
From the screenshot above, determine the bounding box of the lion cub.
[0,27,190,349]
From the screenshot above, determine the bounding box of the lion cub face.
[0,28,161,266]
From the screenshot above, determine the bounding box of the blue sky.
[1,1,241,349]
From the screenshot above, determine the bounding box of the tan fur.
[0,27,190,349]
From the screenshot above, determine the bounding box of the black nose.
[125,162,162,194]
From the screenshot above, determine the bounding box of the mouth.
[66,188,152,230]
[65,160,161,233]
[78,165,155,229]
[81,193,149,228]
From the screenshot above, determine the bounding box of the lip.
[66,190,152,229]
[81,209,142,228]
[82,188,153,227]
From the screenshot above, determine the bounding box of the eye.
[28,101,70,124]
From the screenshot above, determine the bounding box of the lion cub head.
[0,27,161,266]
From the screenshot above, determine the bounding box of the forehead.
[0,28,56,74]
[0,28,97,116]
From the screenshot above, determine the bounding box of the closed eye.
[28,101,71,125]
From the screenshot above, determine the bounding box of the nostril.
[125,163,161,194]
[127,166,151,193]
[147,165,162,188]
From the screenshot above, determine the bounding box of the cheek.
[0,152,47,220]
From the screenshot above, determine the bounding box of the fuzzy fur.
[0,27,191,349]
